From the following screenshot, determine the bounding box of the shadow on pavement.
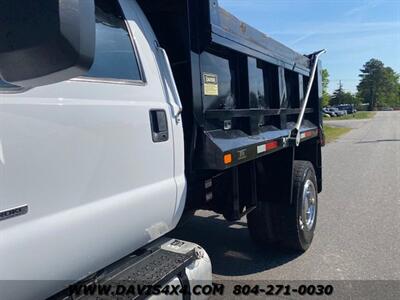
[168,212,301,277]
[356,139,400,144]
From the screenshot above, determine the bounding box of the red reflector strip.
[304,131,313,138]
[265,140,279,151]
[301,129,318,139]
[257,140,279,155]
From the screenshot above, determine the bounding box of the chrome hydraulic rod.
[290,49,326,146]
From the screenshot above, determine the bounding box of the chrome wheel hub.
[300,179,317,231]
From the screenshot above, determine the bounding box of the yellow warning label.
[203,73,219,96]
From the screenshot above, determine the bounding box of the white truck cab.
[1,1,197,299]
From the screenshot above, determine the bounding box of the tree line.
[322,59,400,110]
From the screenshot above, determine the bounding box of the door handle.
[150,109,169,143]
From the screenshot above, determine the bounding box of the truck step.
[105,241,195,286]
[50,238,206,300]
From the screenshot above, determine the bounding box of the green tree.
[380,67,400,108]
[397,84,400,108]
[357,59,399,110]
[321,69,330,107]
[330,81,358,106]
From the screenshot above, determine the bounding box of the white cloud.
[270,21,400,37]
[344,0,384,17]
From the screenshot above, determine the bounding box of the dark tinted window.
[85,0,142,81]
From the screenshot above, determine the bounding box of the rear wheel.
[247,160,318,252]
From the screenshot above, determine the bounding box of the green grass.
[324,111,376,120]
[324,125,352,143]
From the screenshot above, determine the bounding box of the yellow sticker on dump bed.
[203,73,219,96]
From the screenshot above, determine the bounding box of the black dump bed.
[139,0,322,171]
[210,6,311,75]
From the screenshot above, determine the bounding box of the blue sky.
[219,0,400,93]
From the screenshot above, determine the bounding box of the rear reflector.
[304,131,313,138]
[300,129,317,140]
[224,153,232,164]
[265,141,279,151]
[257,140,279,154]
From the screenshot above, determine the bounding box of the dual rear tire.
[247,160,318,252]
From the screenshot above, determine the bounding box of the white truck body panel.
[0,0,187,298]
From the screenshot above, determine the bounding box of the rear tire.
[247,160,318,252]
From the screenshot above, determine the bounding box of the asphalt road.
[171,111,400,284]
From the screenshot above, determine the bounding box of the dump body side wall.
[137,0,323,216]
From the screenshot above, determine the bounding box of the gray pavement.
[171,111,400,282]
[324,118,370,129]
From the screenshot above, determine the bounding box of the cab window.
[84,0,142,81]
